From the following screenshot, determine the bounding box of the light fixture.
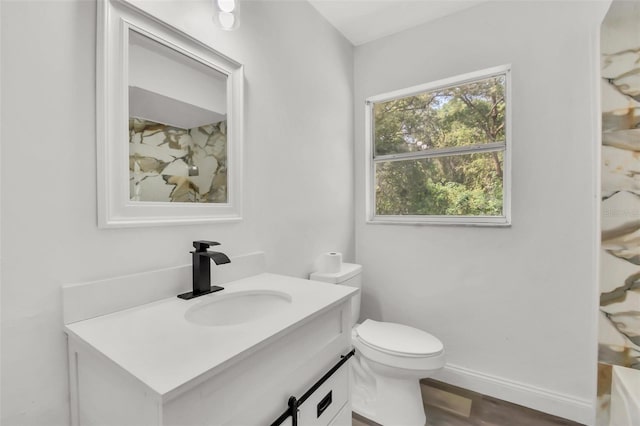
[218,12,236,30]
[188,164,199,176]
[213,0,239,31]
[217,0,236,13]
[186,146,199,177]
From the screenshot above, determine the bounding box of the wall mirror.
[97,0,243,228]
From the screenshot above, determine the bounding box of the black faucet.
[177,240,230,300]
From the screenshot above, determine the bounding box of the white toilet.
[310,263,445,426]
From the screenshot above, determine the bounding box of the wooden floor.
[352,379,582,426]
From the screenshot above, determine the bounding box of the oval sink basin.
[185,290,292,326]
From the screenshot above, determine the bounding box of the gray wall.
[353,2,608,423]
[0,1,354,424]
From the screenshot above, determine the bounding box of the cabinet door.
[328,403,351,426]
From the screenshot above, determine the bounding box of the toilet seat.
[352,320,446,372]
[355,319,443,357]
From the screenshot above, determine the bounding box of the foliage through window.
[367,66,510,225]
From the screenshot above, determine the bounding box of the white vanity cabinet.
[64,272,356,426]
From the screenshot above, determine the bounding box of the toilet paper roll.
[322,252,342,273]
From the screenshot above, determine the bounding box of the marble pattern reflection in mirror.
[97,0,243,227]
[128,30,228,204]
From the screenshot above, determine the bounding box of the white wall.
[354,2,608,424]
[0,1,353,424]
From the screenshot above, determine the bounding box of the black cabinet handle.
[317,391,332,418]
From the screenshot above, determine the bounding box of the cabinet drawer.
[297,363,348,426]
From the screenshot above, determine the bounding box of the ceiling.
[307,0,488,46]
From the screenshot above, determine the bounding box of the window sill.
[366,215,511,227]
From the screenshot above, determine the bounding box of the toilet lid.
[356,319,443,356]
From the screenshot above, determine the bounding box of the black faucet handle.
[192,240,221,252]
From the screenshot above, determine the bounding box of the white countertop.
[65,273,357,399]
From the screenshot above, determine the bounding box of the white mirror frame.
[97,0,243,228]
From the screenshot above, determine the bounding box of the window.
[366,65,511,226]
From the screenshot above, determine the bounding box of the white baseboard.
[433,363,595,425]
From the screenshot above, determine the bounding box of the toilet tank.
[309,263,361,326]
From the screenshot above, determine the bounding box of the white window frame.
[365,65,512,226]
